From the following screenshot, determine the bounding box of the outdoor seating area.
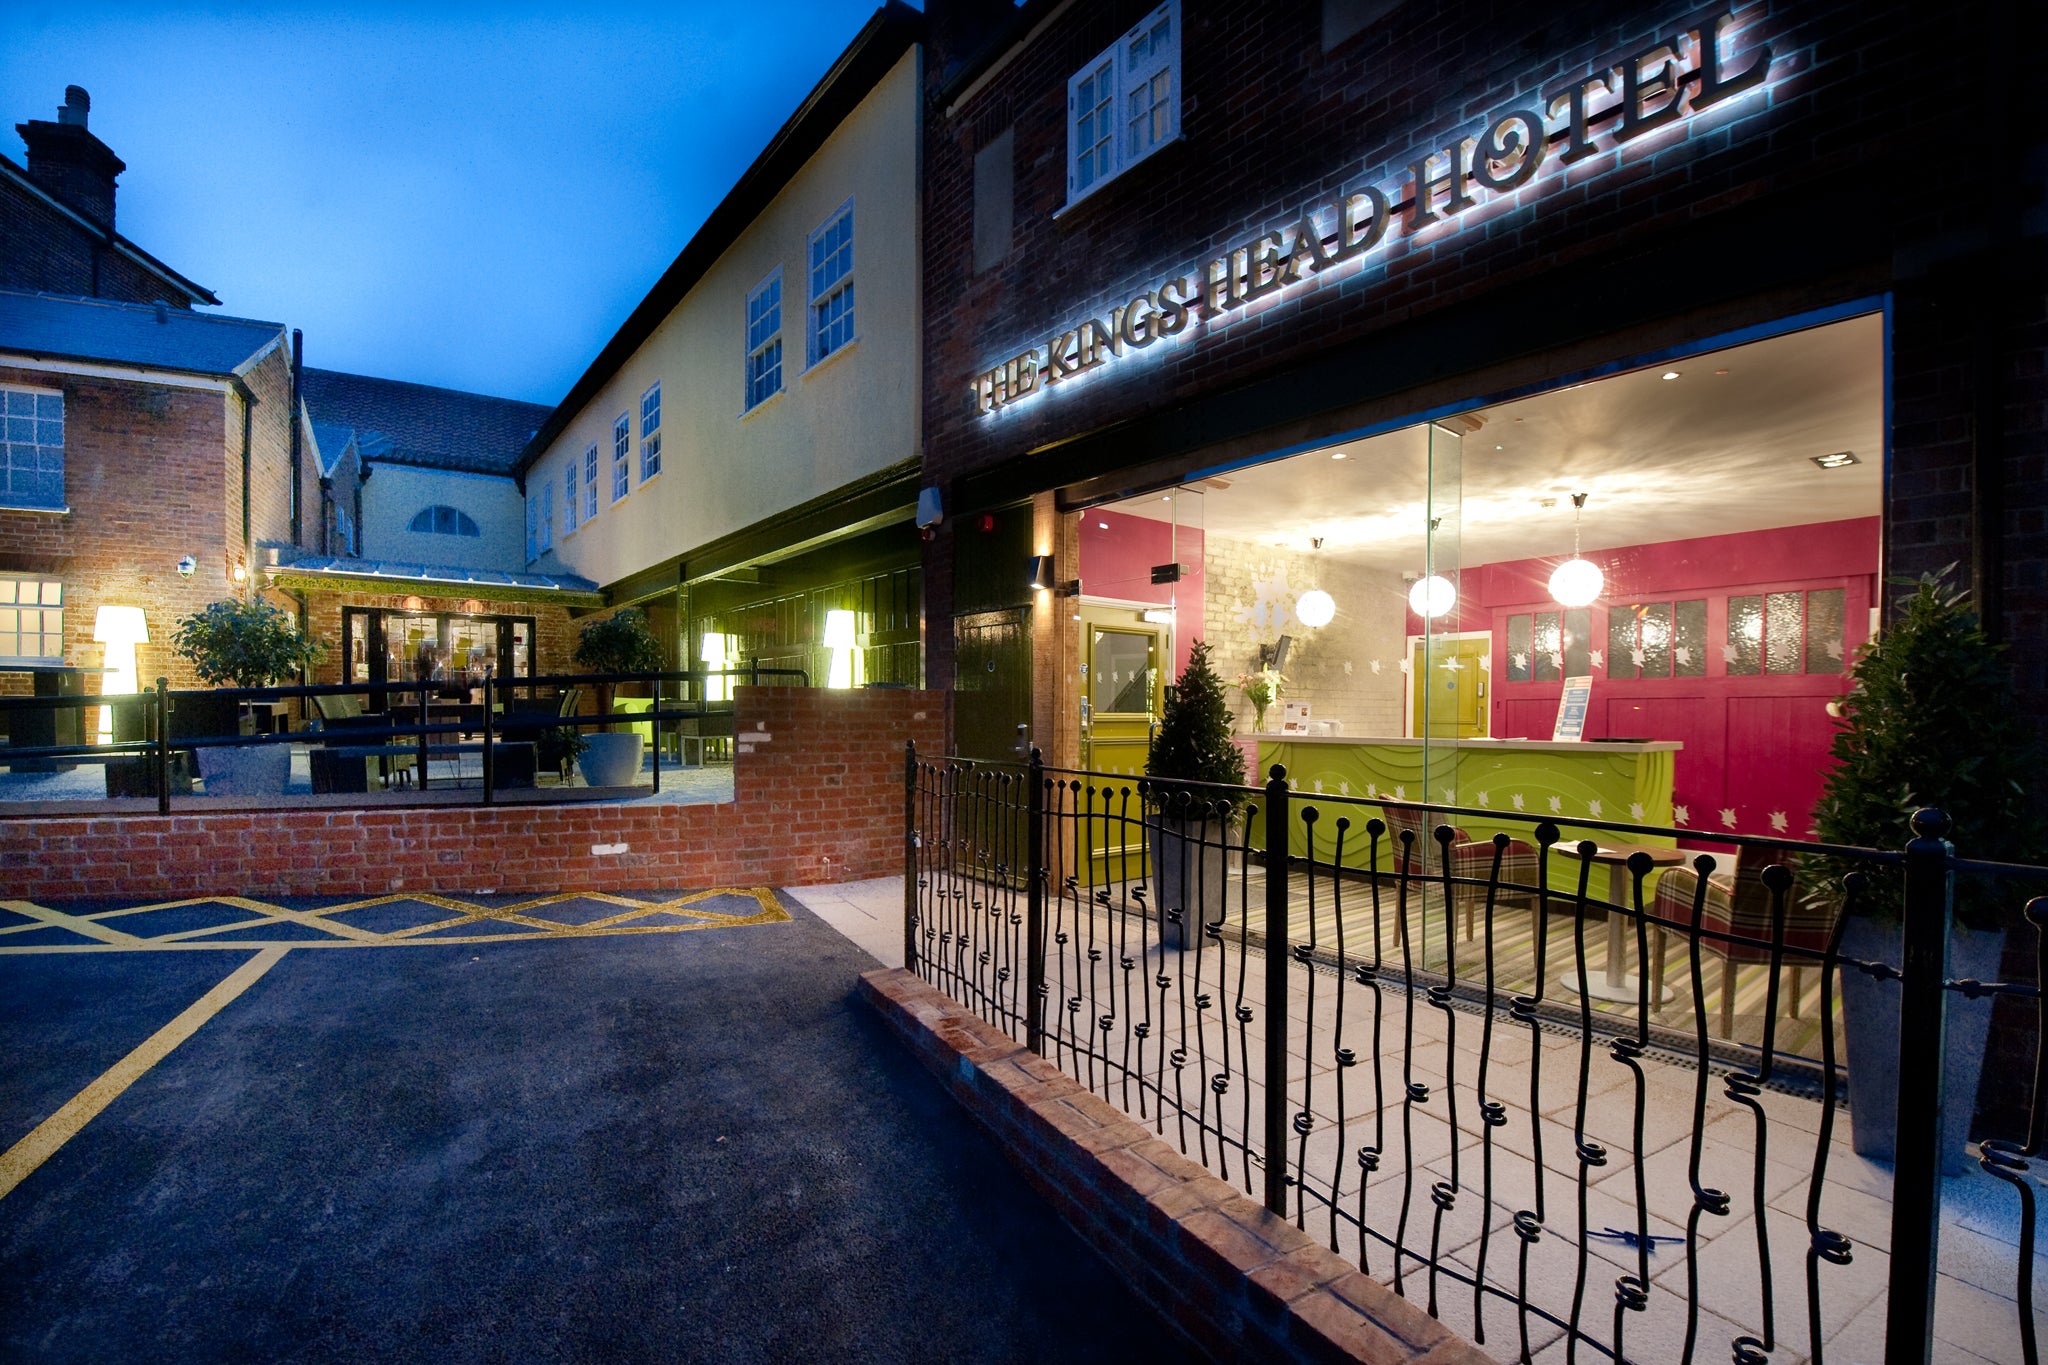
[0,670,767,810]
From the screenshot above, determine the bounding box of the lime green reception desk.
[1254,736,1680,891]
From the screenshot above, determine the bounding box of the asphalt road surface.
[0,888,1180,1363]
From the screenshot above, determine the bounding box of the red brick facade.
[0,343,297,694]
[0,171,205,308]
[919,0,2045,727]
[0,686,945,899]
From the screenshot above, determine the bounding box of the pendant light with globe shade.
[1548,492,1604,608]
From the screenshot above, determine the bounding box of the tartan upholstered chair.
[1649,845,1837,1039]
[1379,805,1543,942]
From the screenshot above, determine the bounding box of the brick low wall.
[0,686,944,899]
[858,968,1490,1365]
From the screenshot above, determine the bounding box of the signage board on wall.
[970,8,1773,417]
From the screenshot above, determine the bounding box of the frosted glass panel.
[1674,599,1706,677]
[1561,608,1591,678]
[1728,595,1763,675]
[1805,588,1846,674]
[1765,591,1804,673]
[1607,608,1636,679]
[1532,611,1560,682]
[1506,614,1531,682]
[1639,602,1671,677]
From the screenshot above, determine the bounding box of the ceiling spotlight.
[1661,370,1682,380]
[1097,520,1110,529]
[1811,451,1860,469]
[1331,451,1348,460]
[1715,368,1730,375]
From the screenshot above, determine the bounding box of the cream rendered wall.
[363,463,524,570]
[527,50,920,587]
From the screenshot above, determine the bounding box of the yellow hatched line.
[0,900,140,945]
[0,947,290,1202]
[0,889,791,953]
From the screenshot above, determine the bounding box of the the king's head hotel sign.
[971,8,1773,416]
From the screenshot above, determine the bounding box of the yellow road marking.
[0,900,140,945]
[0,946,290,1202]
[0,889,791,954]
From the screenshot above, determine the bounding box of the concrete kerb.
[857,967,1493,1365]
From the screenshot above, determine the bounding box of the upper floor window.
[612,414,630,502]
[0,576,63,662]
[525,497,538,562]
[408,505,481,538]
[537,482,554,553]
[807,201,855,365]
[1067,1,1179,205]
[2,386,65,511]
[640,382,662,481]
[583,443,599,520]
[564,459,582,534]
[746,269,784,410]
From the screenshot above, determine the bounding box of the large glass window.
[0,576,63,661]
[2,386,65,510]
[343,608,536,692]
[807,202,854,365]
[746,269,783,410]
[1066,2,1179,205]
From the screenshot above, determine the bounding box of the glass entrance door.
[1078,604,1165,885]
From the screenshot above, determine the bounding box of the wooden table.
[1558,842,1688,1005]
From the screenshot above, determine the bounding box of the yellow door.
[1079,606,1166,885]
[1412,636,1491,738]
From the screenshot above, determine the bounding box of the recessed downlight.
[1661,370,1682,380]
[1811,451,1860,469]
[1331,451,1348,460]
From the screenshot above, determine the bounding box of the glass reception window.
[1725,589,1844,676]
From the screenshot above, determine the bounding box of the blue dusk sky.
[0,2,914,406]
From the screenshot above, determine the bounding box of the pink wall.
[1471,518,1879,840]
[1077,509,1205,678]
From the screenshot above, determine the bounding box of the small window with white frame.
[611,414,630,502]
[0,576,63,662]
[565,459,582,533]
[640,382,662,481]
[745,269,783,410]
[807,200,855,366]
[1,385,65,511]
[1066,1,1179,206]
[583,442,599,520]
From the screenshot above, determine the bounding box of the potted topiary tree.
[1810,569,2043,1168]
[572,607,664,786]
[1145,639,1248,950]
[171,596,326,795]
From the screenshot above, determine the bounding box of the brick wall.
[859,967,1492,1364]
[0,686,947,899]
[0,176,198,307]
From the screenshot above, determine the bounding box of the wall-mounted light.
[231,562,248,583]
[1141,609,1176,625]
[460,598,484,615]
[701,631,733,702]
[1408,575,1457,619]
[1547,492,1605,608]
[401,594,424,611]
[1028,555,1054,592]
[822,609,858,689]
[176,555,196,578]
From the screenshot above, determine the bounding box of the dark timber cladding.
[917,0,2045,729]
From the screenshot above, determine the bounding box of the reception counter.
[1253,735,1680,889]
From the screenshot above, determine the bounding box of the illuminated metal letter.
[1548,69,1614,163]
[1689,7,1771,110]
[1471,108,1547,192]
[1334,186,1389,258]
[1614,38,1685,142]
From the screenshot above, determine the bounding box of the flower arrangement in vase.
[1233,665,1284,733]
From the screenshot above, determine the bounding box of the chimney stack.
[17,85,124,231]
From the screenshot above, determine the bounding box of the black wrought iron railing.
[905,744,2047,1365]
[0,664,809,814]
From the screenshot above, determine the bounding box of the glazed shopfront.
[921,0,2039,827]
